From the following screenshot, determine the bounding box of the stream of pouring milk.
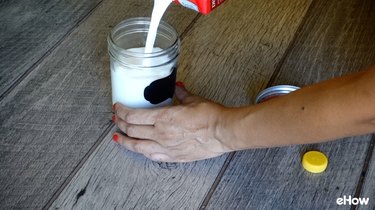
[144,0,173,53]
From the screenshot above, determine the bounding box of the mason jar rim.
[107,17,179,60]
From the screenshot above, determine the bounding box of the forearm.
[220,66,375,150]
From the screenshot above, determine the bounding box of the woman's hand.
[113,66,375,163]
[112,84,234,162]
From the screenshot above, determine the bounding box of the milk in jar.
[108,17,179,108]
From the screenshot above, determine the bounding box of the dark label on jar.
[144,67,177,104]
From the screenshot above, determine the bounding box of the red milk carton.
[174,0,226,15]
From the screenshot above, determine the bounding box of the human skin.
[112,65,375,162]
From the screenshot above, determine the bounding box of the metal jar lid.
[255,85,300,104]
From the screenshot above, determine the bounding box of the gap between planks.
[266,0,317,88]
[42,123,114,210]
[199,152,236,210]
[0,0,106,102]
[197,1,317,208]
[351,134,375,210]
[180,14,202,40]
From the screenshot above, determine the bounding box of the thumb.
[175,85,190,102]
[175,82,197,104]
[175,82,208,105]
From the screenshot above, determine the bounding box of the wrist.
[215,106,258,151]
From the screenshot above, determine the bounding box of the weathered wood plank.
[270,0,375,86]
[358,136,375,209]
[205,0,375,209]
[49,0,312,209]
[205,137,371,209]
[0,0,103,98]
[0,0,197,209]
[178,0,313,106]
[48,127,228,210]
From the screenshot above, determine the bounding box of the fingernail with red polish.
[112,115,116,123]
[176,81,185,88]
[113,134,118,142]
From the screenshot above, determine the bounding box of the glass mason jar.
[108,17,180,108]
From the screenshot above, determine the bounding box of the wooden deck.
[0,0,374,209]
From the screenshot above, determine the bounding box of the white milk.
[111,47,176,108]
[144,0,173,53]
